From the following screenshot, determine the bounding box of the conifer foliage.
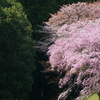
[40,1,100,100]
[0,0,35,99]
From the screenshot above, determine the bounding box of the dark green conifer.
[0,0,35,99]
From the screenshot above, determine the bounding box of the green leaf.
[83,93,99,100]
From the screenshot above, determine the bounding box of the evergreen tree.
[0,0,35,99]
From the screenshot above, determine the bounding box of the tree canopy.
[40,1,100,100]
[0,0,35,99]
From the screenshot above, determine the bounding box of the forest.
[0,0,100,100]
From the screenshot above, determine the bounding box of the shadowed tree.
[0,0,35,99]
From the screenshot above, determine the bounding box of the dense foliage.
[0,0,98,100]
[49,18,100,100]
[40,1,100,51]
[17,0,97,41]
[0,0,35,99]
[18,0,96,28]
[40,1,100,100]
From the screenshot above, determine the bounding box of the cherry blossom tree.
[38,1,100,52]
[39,1,100,100]
[48,18,100,100]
